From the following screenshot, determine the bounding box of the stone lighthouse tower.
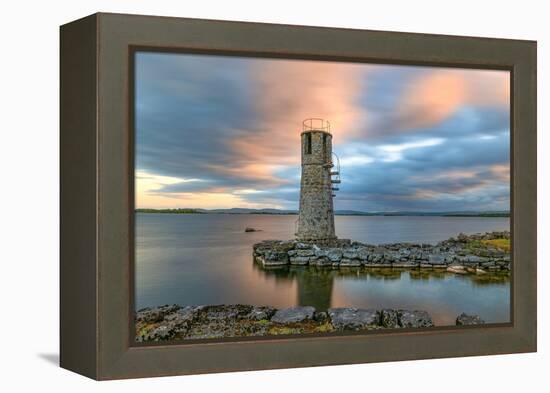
[296,118,340,243]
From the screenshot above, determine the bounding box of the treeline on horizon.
[135,208,510,217]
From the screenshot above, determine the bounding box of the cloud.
[398,71,468,129]
[227,59,367,169]
[339,155,375,167]
[378,138,445,162]
[396,68,509,130]
[134,52,510,211]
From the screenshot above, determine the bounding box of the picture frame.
[60,12,537,380]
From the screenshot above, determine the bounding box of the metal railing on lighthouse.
[302,118,331,133]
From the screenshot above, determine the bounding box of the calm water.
[135,214,510,326]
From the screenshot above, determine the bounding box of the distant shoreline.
[135,208,510,218]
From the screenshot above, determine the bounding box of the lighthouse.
[296,118,340,243]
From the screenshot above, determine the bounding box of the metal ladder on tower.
[331,152,341,197]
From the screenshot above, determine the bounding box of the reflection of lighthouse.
[296,118,340,243]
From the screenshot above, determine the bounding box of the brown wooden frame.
[60,12,537,380]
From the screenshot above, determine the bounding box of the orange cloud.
[227,60,366,169]
[204,162,289,188]
[490,164,510,182]
[398,69,509,129]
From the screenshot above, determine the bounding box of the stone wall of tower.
[296,130,336,242]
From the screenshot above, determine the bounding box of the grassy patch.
[481,238,510,252]
[464,239,483,250]
[464,238,510,253]
[268,326,303,335]
[267,321,336,335]
[313,322,335,333]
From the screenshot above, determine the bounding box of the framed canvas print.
[60,13,537,380]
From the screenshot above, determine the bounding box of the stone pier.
[253,231,511,272]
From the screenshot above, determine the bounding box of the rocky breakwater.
[135,304,444,342]
[253,231,510,273]
[135,304,487,342]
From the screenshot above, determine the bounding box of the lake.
[135,213,510,326]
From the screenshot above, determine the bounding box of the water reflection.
[252,259,510,322]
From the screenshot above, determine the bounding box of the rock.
[397,310,434,328]
[273,241,296,252]
[476,267,487,274]
[310,256,332,267]
[260,258,289,267]
[398,248,411,257]
[392,261,419,268]
[357,248,370,260]
[163,305,199,323]
[288,249,315,257]
[447,265,468,274]
[201,304,253,321]
[136,305,204,341]
[314,311,329,323]
[380,309,399,328]
[343,249,359,259]
[245,227,261,232]
[370,252,384,263]
[254,240,295,255]
[314,247,327,257]
[163,306,203,334]
[259,250,289,266]
[428,254,446,265]
[246,306,276,321]
[136,304,180,323]
[289,256,310,265]
[456,313,485,326]
[464,255,489,264]
[252,231,510,272]
[144,324,174,341]
[328,308,380,330]
[271,306,316,324]
[363,262,393,268]
[340,258,362,267]
[326,248,343,262]
[383,251,401,262]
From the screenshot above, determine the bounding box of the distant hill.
[335,210,510,217]
[136,208,509,217]
[198,208,297,215]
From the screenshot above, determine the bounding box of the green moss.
[481,238,510,252]
[268,326,303,335]
[136,323,155,337]
[314,322,335,333]
[464,238,510,254]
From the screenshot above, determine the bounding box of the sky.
[135,52,510,212]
